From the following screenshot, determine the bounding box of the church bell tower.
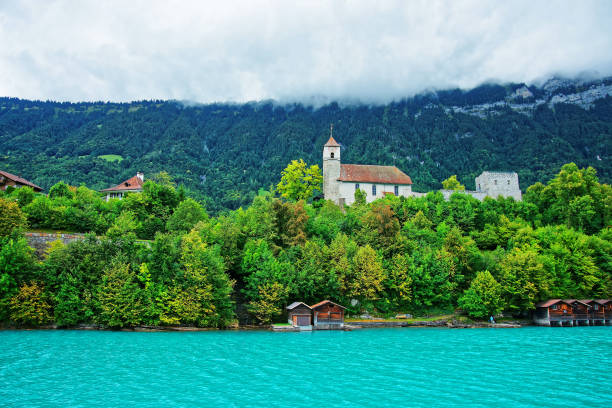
[323,124,341,203]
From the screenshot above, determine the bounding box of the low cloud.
[1,0,611,103]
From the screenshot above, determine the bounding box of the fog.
[1,0,611,103]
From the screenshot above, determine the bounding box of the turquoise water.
[1,327,610,407]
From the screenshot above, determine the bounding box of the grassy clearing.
[98,154,124,162]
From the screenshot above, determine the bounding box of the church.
[322,134,414,206]
[322,132,522,205]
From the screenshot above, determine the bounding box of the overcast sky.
[1,0,611,104]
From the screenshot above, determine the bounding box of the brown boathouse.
[286,302,312,328]
[534,299,611,326]
[286,300,346,330]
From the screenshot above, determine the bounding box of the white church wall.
[339,182,413,205]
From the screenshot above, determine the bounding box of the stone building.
[101,172,144,201]
[475,171,522,200]
[323,135,413,206]
[440,171,522,201]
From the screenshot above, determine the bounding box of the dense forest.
[0,162,609,328]
[1,77,611,214]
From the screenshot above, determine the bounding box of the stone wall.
[25,232,88,257]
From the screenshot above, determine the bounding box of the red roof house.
[0,170,43,192]
[101,172,144,200]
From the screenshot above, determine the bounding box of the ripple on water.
[0,327,610,407]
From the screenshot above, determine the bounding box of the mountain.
[1,77,611,213]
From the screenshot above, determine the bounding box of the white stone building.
[440,171,522,201]
[323,135,414,206]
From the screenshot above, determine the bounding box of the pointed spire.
[324,123,340,147]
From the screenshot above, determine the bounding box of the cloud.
[1,0,611,103]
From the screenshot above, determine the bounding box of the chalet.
[286,302,312,329]
[101,172,144,201]
[0,170,43,192]
[311,300,346,329]
[534,299,610,326]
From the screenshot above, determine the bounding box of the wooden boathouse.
[534,299,611,326]
[285,300,346,330]
[311,300,346,329]
[286,302,312,329]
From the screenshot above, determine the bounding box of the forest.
[0,161,609,328]
[1,78,611,214]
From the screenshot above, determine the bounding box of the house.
[0,170,43,192]
[311,300,346,329]
[534,299,610,326]
[323,132,413,206]
[286,302,312,329]
[101,172,144,201]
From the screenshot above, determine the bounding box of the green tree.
[96,262,143,328]
[442,175,465,190]
[276,159,322,202]
[247,282,288,324]
[166,198,208,233]
[9,282,52,326]
[458,270,503,318]
[497,246,550,313]
[0,198,27,236]
[345,245,385,303]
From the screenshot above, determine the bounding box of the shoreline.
[1,320,527,332]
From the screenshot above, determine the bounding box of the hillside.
[1,77,611,212]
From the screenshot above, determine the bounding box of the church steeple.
[324,124,340,147]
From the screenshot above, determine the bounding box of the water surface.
[1,327,610,407]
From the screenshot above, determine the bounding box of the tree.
[276,159,322,202]
[458,270,503,318]
[497,246,550,313]
[346,245,385,303]
[96,262,143,328]
[48,181,74,199]
[247,282,288,324]
[0,198,27,236]
[442,175,465,191]
[166,198,208,233]
[9,282,52,326]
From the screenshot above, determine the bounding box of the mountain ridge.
[1,77,610,213]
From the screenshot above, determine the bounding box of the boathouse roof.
[536,299,564,308]
[287,302,311,310]
[310,300,346,310]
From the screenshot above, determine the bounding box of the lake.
[1,327,610,407]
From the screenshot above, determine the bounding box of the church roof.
[101,174,144,192]
[339,164,413,185]
[324,135,341,147]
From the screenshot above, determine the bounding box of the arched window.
[330,152,335,158]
